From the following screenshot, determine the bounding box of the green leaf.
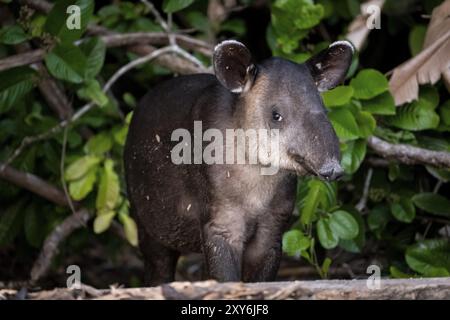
[412,193,450,218]
[321,86,354,107]
[45,44,87,83]
[385,98,439,131]
[0,67,36,114]
[350,69,389,100]
[409,25,427,56]
[390,197,415,223]
[79,37,106,79]
[328,108,360,141]
[426,166,450,182]
[405,239,450,277]
[0,25,28,45]
[355,111,376,138]
[93,210,116,233]
[69,167,97,200]
[300,179,324,225]
[96,159,120,212]
[65,155,101,181]
[282,230,311,257]
[438,100,450,126]
[340,139,366,174]
[45,0,94,44]
[361,92,396,115]
[317,218,338,249]
[420,85,440,109]
[321,257,332,277]
[77,79,108,107]
[119,213,139,246]
[389,266,414,279]
[339,208,366,253]
[112,125,128,146]
[367,205,391,234]
[329,210,359,240]
[221,19,246,36]
[84,132,113,155]
[162,0,195,13]
[271,0,324,53]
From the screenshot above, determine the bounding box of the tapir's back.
[124,73,217,252]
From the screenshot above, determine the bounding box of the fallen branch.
[30,209,92,283]
[2,278,449,300]
[367,136,450,168]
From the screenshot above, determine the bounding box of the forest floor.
[1,277,449,300]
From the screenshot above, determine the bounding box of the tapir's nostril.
[318,161,344,181]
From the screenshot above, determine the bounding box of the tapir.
[124,40,354,285]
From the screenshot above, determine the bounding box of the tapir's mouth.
[290,154,320,178]
[289,153,343,181]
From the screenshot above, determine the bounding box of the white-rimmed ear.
[306,40,354,92]
[213,40,256,93]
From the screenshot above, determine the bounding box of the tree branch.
[367,136,450,168]
[0,162,73,207]
[0,161,93,283]
[30,208,92,283]
[0,48,45,72]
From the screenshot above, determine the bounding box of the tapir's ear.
[213,40,256,93]
[306,40,354,92]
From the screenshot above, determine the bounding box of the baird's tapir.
[124,40,354,285]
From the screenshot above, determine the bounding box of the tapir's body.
[124,41,353,285]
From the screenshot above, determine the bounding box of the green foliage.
[408,25,427,56]
[0,67,37,114]
[270,0,324,54]
[1,0,449,284]
[282,230,311,257]
[321,86,354,107]
[0,25,28,45]
[45,0,94,44]
[405,240,450,277]
[412,193,450,218]
[163,0,195,13]
[350,69,389,100]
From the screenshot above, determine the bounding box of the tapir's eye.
[272,111,283,122]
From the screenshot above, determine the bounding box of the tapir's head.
[213,40,354,180]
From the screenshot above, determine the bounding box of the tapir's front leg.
[202,211,246,282]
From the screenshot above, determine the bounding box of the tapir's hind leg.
[138,226,179,287]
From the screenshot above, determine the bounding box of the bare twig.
[139,0,204,68]
[0,162,72,207]
[140,0,169,32]
[101,32,212,56]
[30,208,92,283]
[355,168,373,212]
[368,136,450,168]
[60,125,76,214]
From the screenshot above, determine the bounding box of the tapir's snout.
[317,159,344,181]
